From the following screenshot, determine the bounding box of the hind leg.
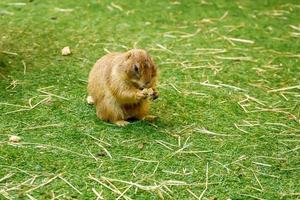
[114,120,129,126]
[95,96,129,126]
[130,100,157,122]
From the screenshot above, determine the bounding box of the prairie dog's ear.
[148,56,155,66]
[149,57,158,77]
[125,51,132,59]
[148,56,157,70]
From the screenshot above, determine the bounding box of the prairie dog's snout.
[143,81,151,89]
[139,81,151,90]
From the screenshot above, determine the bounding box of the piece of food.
[142,88,158,100]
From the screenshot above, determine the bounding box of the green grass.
[1,0,300,199]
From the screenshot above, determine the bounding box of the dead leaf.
[96,151,107,157]
[61,46,71,56]
[9,135,21,143]
[138,143,145,149]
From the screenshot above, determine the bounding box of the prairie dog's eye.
[133,64,139,73]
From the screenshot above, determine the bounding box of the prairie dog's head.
[124,49,157,89]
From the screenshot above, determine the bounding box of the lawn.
[1,0,300,199]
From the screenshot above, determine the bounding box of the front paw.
[135,90,148,101]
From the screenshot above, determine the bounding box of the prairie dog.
[87,49,158,126]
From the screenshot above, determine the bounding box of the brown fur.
[87,49,158,126]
